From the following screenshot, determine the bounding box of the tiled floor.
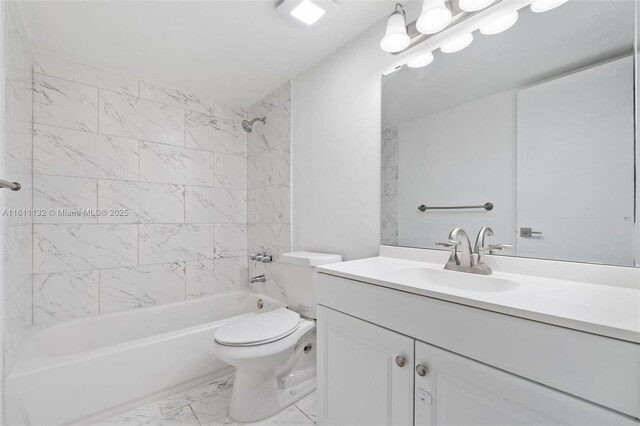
[91,374,317,426]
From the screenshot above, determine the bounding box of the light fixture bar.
[391,0,533,56]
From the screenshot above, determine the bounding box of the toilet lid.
[215,308,301,346]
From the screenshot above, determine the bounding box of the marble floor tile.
[91,374,317,426]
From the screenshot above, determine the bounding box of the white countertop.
[317,256,640,343]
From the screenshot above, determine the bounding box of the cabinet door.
[317,306,414,426]
[414,341,635,425]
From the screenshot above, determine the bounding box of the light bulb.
[380,5,411,53]
[441,33,474,53]
[480,11,518,35]
[459,0,496,12]
[406,51,435,68]
[530,0,568,13]
[416,0,452,34]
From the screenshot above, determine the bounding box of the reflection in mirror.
[381,0,637,267]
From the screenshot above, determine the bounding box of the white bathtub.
[6,291,283,426]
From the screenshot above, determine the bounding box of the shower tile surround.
[31,53,292,324]
[2,1,34,372]
[246,84,292,304]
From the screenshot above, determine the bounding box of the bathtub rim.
[8,291,284,376]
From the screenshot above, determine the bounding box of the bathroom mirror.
[381,0,638,267]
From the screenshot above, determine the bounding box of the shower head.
[242,117,266,133]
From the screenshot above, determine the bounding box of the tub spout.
[250,274,266,283]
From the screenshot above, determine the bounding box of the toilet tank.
[279,251,342,319]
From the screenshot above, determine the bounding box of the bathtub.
[6,291,283,426]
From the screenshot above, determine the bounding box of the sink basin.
[387,267,519,293]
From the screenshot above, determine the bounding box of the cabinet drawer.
[317,272,640,418]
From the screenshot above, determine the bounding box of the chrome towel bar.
[418,202,493,212]
[0,179,21,191]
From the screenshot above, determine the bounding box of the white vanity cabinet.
[317,307,414,425]
[316,272,640,426]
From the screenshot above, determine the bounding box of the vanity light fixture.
[441,32,473,53]
[380,3,411,53]
[290,0,326,25]
[417,0,453,34]
[406,50,435,68]
[458,0,496,12]
[530,0,568,13]
[479,10,518,35]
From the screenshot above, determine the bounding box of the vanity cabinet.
[317,306,414,426]
[316,273,640,426]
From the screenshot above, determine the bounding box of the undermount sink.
[388,267,520,293]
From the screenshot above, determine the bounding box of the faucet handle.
[436,241,457,248]
[486,244,513,251]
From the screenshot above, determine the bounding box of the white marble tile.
[99,90,185,146]
[33,270,99,324]
[382,221,399,245]
[248,144,290,189]
[140,80,213,115]
[157,375,234,415]
[382,127,399,168]
[295,391,317,423]
[248,89,279,119]
[4,156,33,227]
[192,395,312,426]
[4,225,32,299]
[100,262,186,313]
[214,102,246,122]
[91,401,163,426]
[34,174,98,223]
[249,261,288,304]
[381,194,398,225]
[214,153,247,189]
[92,403,198,426]
[6,79,32,170]
[98,180,184,224]
[247,223,291,260]
[4,281,32,370]
[33,124,139,180]
[277,81,291,105]
[35,53,139,97]
[185,187,247,224]
[34,224,138,273]
[212,257,248,292]
[214,224,247,259]
[139,224,214,265]
[140,142,214,187]
[383,166,398,196]
[185,111,247,156]
[186,260,240,298]
[34,73,98,131]
[248,185,290,224]
[248,101,290,155]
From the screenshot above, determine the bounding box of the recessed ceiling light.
[290,0,326,25]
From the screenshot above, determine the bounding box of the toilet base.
[229,367,315,422]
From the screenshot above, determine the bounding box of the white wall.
[291,21,393,261]
[397,91,517,250]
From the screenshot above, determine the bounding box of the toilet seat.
[215,308,301,347]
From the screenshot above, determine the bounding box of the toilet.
[212,251,342,422]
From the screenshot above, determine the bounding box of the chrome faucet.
[437,227,512,275]
[449,228,474,267]
[250,274,266,283]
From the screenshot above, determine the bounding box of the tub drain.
[257,299,264,309]
[304,344,312,353]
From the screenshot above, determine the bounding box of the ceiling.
[382,0,635,127]
[20,0,395,107]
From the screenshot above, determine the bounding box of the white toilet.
[212,251,342,423]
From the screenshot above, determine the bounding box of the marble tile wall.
[2,1,34,374]
[32,53,250,324]
[246,84,292,305]
[382,127,398,245]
